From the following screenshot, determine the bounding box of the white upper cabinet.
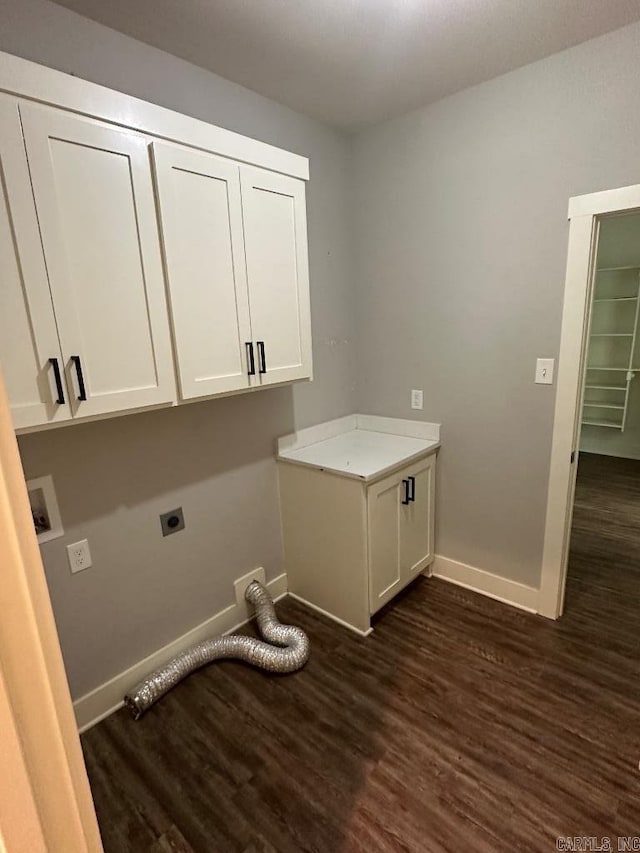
[0,97,72,430]
[0,52,312,432]
[152,142,252,399]
[154,151,313,400]
[240,166,312,386]
[20,104,175,418]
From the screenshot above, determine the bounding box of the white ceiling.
[50,0,640,130]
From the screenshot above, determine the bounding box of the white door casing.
[540,183,640,618]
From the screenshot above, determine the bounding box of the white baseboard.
[287,592,373,637]
[74,572,288,733]
[430,555,539,614]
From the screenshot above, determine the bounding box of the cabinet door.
[368,455,436,613]
[0,97,72,429]
[20,104,175,418]
[368,468,404,612]
[400,455,435,577]
[240,166,312,386]
[152,143,253,399]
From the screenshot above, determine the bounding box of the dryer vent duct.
[124,581,309,719]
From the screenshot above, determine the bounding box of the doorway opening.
[567,211,640,618]
[540,183,640,619]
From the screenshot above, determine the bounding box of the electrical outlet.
[411,389,424,410]
[160,507,185,536]
[67,539,92,574]
[234,567,266,613]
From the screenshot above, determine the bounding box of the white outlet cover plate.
[234,566,266,609]
[535,358,555,385]
[67,539,92,574]
[411,389,424,409]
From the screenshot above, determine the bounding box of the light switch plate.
[535,358,555,385]
[411,389,424,410]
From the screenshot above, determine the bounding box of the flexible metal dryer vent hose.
[124,581,310,719]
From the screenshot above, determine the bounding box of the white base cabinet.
[278,451,436,635]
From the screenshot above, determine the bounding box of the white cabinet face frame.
[152,142,254,398]
[240,166,313,386]
[19,103,176,418]
[0,96,72,429]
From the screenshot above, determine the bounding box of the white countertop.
[277,415,440,481]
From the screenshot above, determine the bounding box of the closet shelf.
[584,384,627,391]
[581,419,623,430]
[597,265,640,271]
[585,265,640,434]
[582,402,625,410]
[586,366,632,371]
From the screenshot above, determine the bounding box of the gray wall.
[352,21,640,588]
[3,0,355,698]
[8,0,640,696]
[581,213,640,459]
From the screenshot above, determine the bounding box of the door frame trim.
[539,182,640,618]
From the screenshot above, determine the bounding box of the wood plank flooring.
[82,452,640,852]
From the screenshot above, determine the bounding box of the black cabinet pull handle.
[257,341,267,374]
[401,479,411,505]
[71,355,87,401]
[246,342,256,376]
[408,475,416,502]
[49,357,65,404]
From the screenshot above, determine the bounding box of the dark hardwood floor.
[82,452,640,852]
